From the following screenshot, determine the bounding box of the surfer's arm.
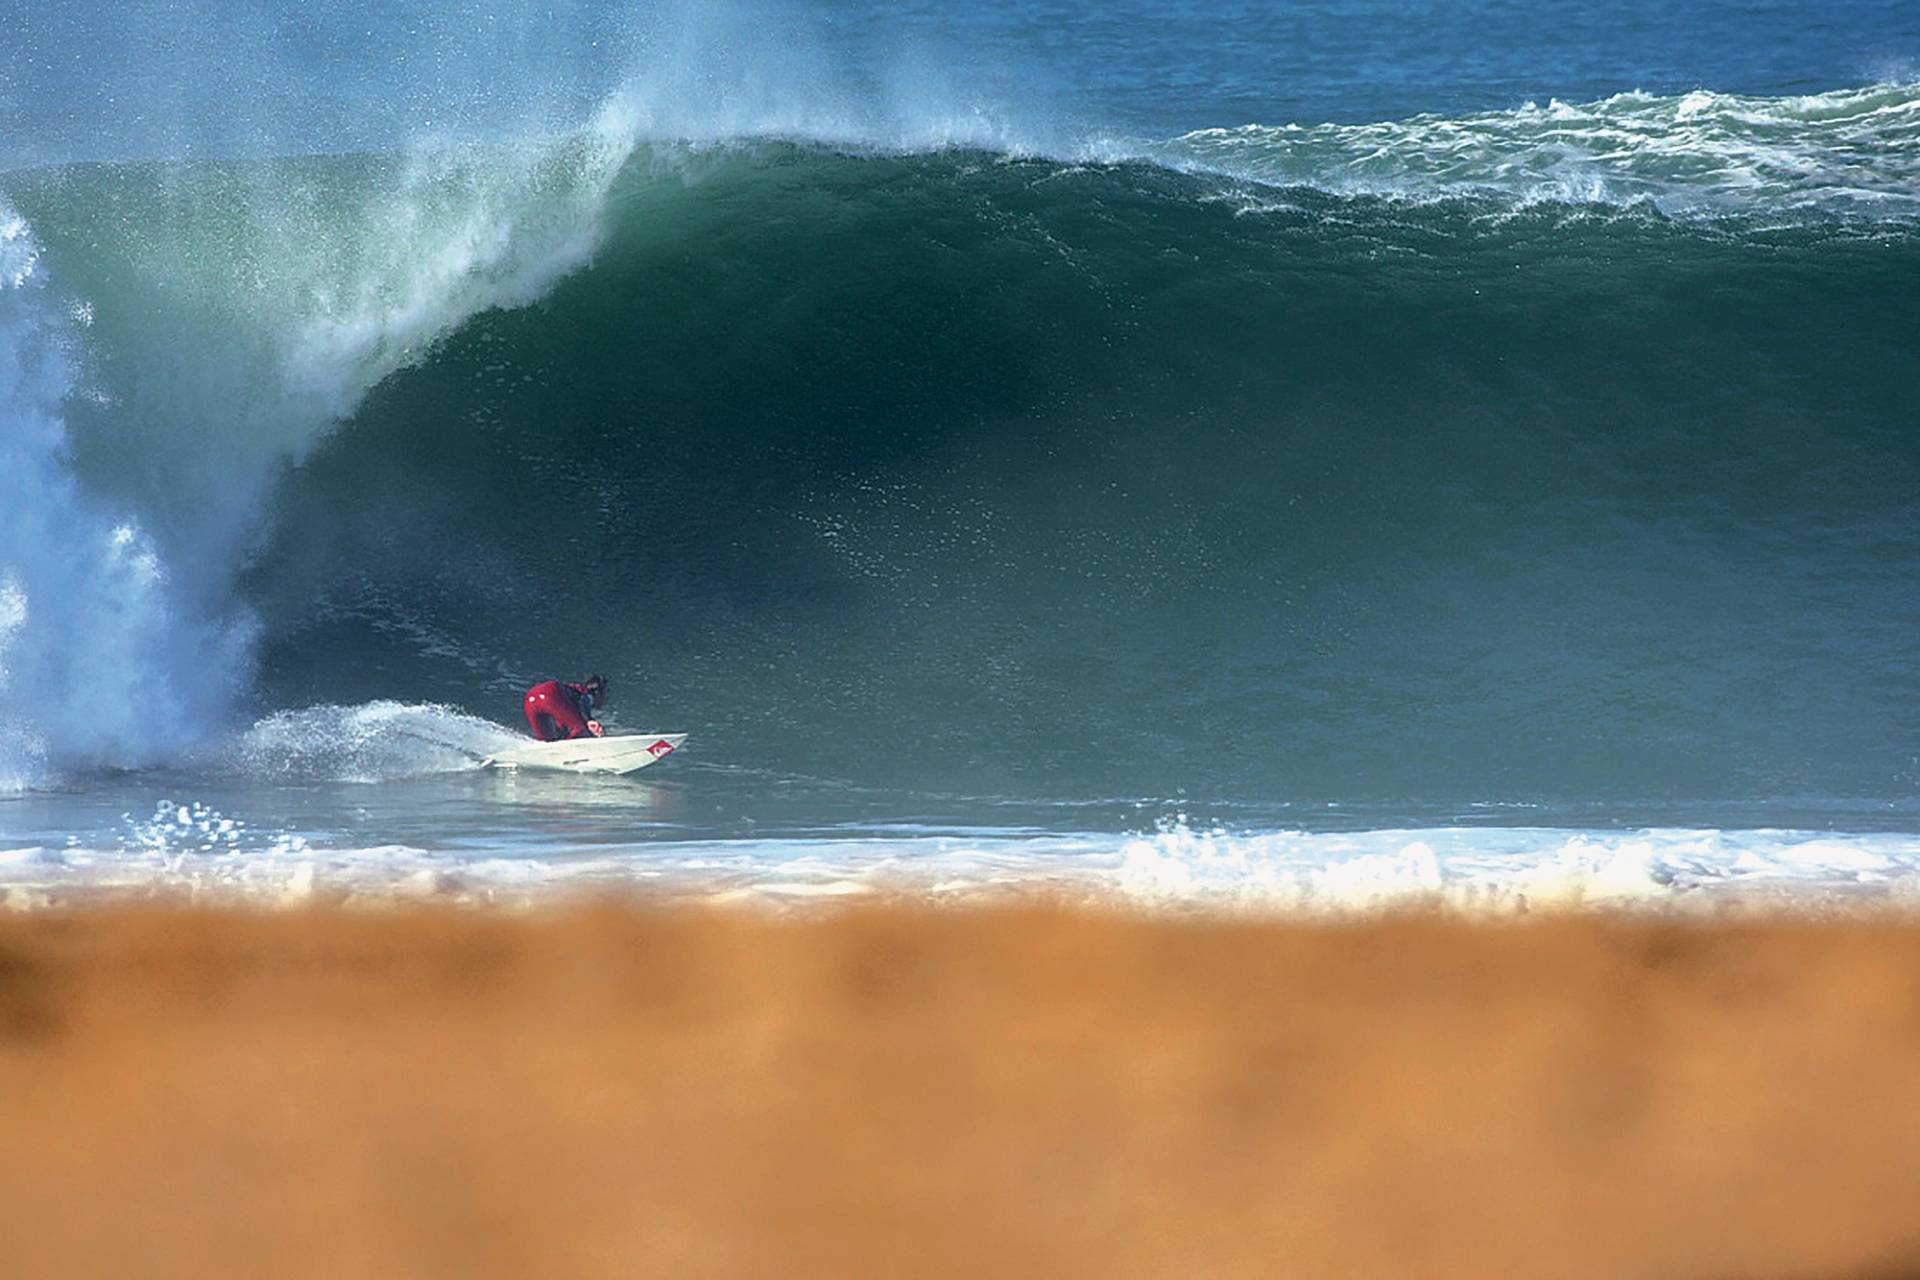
[545,694,593,739]
[575,687,605,737]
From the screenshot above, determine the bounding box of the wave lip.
[0,121,637,787]
[1152,82,1920,216]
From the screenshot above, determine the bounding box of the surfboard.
[481,733,687,776]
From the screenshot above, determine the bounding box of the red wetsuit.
[523,680,597,741]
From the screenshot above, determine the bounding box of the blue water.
[1,0,1917,910]
[8,0,1918,161]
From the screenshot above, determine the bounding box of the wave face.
[3,81,1919,811]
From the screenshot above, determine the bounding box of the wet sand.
[4,904,1920,1278]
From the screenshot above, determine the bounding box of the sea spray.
[211,702,526,783]
[0,205,248,784]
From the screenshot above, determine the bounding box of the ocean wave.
[232,140,1915,803]
[0,96,1915,800]
[0,129,638,782]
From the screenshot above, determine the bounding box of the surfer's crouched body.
[523,675,608,741]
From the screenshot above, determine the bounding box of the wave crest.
[1155,83,1920,216]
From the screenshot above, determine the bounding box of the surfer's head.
[581,673,609,704]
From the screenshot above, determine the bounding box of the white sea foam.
[0,205,251,787]
[211,702,526,783]
[1153,82,1920,216]
[3,817,1917,914]
[1103,825,1919,913]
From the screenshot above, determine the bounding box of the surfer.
[522,674,608,741]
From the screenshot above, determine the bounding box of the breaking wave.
[2,81,1917,809]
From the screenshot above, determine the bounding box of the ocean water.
[2,0,1917,910]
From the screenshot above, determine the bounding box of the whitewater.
[2,0,1916,912]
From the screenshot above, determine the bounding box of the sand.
[3,903,1920,1277]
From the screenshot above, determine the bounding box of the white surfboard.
[481,733,687,776]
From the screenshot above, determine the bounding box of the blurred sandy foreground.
[4,904,1920,1278]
